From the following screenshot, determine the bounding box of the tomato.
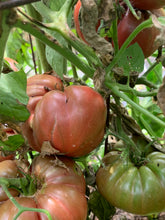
[116,8,163,58]
[0,155,87,220]
[130,0,165,10]
[25,85,106,157]
[96,150,165,215]
[0,160,20,202]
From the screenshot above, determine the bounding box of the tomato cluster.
[22,74,107,157]
[0,73,107,219]
[74,0,165,58]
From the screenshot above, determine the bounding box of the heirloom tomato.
[130,0,165,10]
[0,155,87,220]
[96,150,165,215]
[24,85,107,157]
[116,8,163,58]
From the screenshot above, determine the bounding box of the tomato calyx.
[113,135,155,168]
[0,168,37,197]
[128,150,150,168]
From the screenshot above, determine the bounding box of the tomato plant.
[23,84,107,157]
[0,155,87,219]
[0,0,165,219]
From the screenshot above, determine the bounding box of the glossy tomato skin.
[30,85,107,157]
[0,156,87,220]
[130,0,165,10]
[96,151,165,215]
[117,9,161,58]
[0,160,20,202]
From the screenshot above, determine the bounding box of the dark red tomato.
[0,155,87,220]
[130,0,165,10]
[27,85,107,157]
[116,8,163,58]
[96,151,165,215]
[0,160,20,202]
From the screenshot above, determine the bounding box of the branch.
[0,0,41,10]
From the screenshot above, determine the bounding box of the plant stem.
[0,0,40,10]
[14,19,95,78]
[1,183,53,220]
[0,9,13,74]
[106,18,153,74]
[111,18,119,54]
[117,84,158,97]
[142,61,158,77]
[123,0,140,20]
[136,76,158,89]
[105,82,165,128]
[146,58,162,83]
[25,4,52,73]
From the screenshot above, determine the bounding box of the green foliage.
[5,29,34,74]
[0,135,24,152]
[0,70,29,121]
[88,190,116,220]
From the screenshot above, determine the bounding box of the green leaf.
[0,135,24,151]
[118,43,144,75]
[146,62,163,86]
[88,190,116,220]
[0,71,30,122]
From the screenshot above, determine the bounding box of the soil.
[112,209,165,220]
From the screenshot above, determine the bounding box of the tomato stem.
[1,183,53,220]
[25,4,52,73]
[105,82,165,128]
[123,0,140,20]
[0,9,14,74]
